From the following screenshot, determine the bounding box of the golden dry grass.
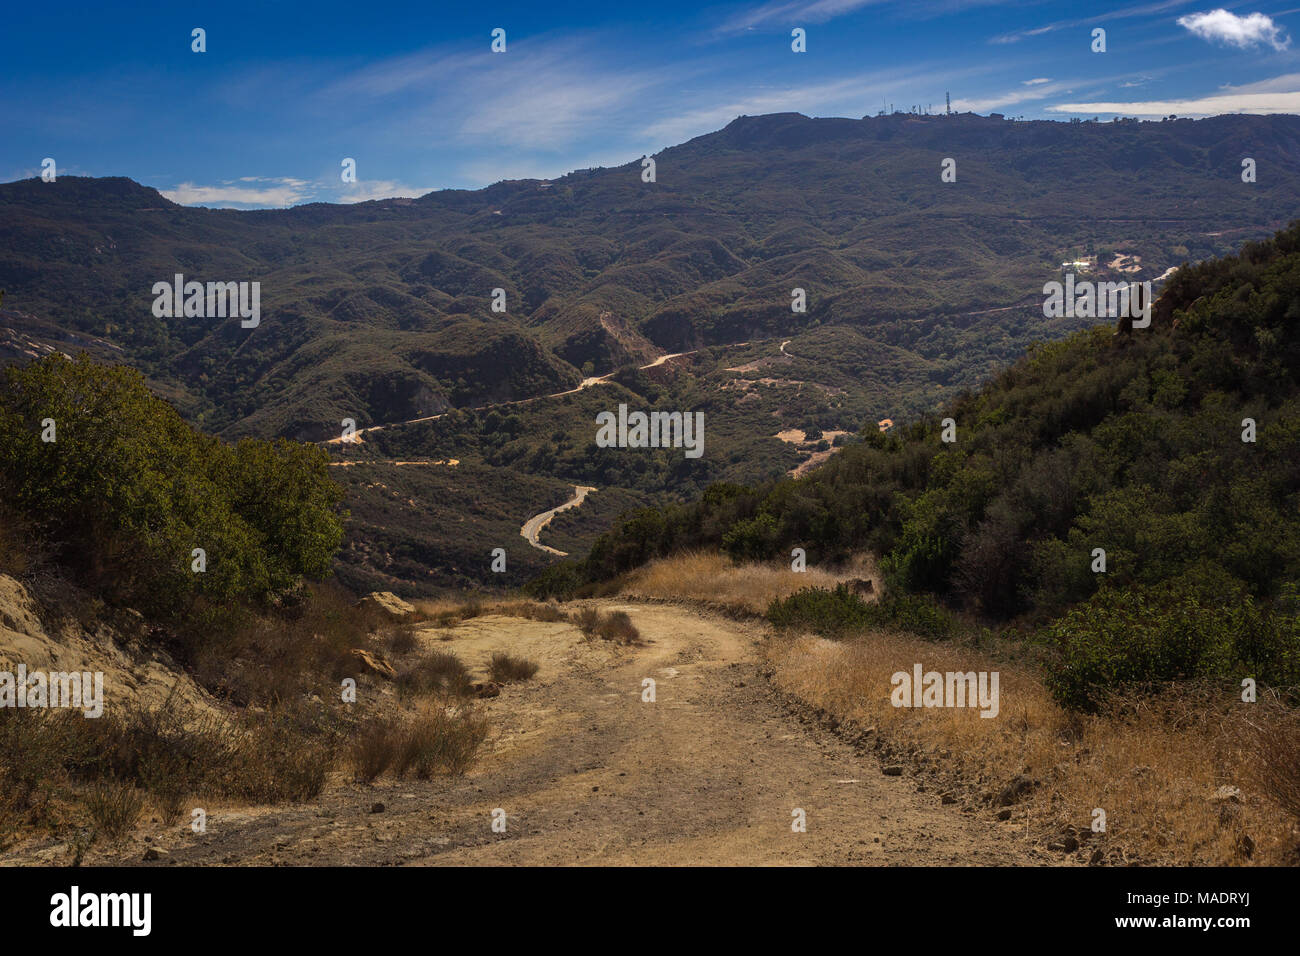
[410,597,567,626]
[635,551,1298,865]
[769,630,1296,865]
[619,550,877,615]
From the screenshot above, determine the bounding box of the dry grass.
[352,706,490,782]
[768,630,1298,865]
[488,652,540,683]
[410,597,484,627]
[570,606,642,645]
[411,597,567,626]
[395,650,473,698]
[620,550,874,615]
[0,692,340,853]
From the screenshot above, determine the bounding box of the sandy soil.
[68,602,1052,867]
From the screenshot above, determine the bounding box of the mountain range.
[4,110,1299,593]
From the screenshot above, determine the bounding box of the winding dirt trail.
[325,343,751,446]
[520,485,596,556]
[102,602,1051,867]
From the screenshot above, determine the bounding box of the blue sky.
[3,0,1298,207]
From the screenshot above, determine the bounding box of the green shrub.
[767,584,955,641]
[0,354,345,617]
[1044,569,1300,710]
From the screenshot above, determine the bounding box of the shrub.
[396,651,472,698]
[352,717,401,783]
[394,707,490,778]
[0,354,345,618]
[1044,570,1300,710]
[85,783,145,842]
[571,606,602,635]
[569,606,641,644]
[488,652,540,683]
[384,627,420,655]
[767,585,955,641]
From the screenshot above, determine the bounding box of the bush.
[488,652,540,682]
[0,354,345,617]
[352,717,401,783]
[767,585,955,641]
[396,651,472,698]
[85,783,145,842]
[1044,570,1300,710]
[569,606,641,644]
[394,707,490,778]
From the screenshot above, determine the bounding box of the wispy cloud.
[160,176,436,207]
[715,0,885,35]
[1023,77,1052,85]
[1177,9,1292,51]
[313,34,668,151]
[991,0,1194,44]
[642,61,991,145]
[334,180,438,203]
[953,79,1077,113]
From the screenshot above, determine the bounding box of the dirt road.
[520,485,596,556]
[106,602,1049,867]
[325,344,749,445]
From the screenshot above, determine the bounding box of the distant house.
[878,418,895,432]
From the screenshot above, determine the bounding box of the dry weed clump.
[569,606,641,645]
[351,706,490,782]
[488,652,540,683]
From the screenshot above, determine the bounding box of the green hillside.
[551,221,1300,706]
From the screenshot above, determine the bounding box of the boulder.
[349,648,397,680]
[358,591,416,621]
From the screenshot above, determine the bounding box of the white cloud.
[953,79,1075,113]
[159,176,435,208]
[1022,77,1052,85]
[1177,9,1291,51]
[1048,87,1300,116]
[161,178,310,207]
